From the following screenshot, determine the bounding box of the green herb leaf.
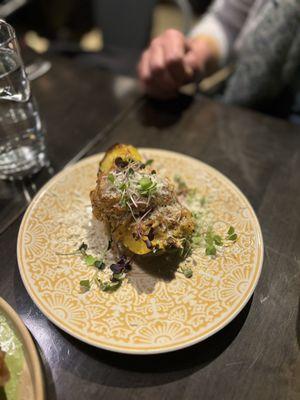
[139,177,152,189]
[94,260,105,270]
[85,255,96,266]
[138,176,157,196]
[119,182,127,191]
[145,159,153,166]
[205,244,216,256]
[205,231,214,246]
[97,279,121,292]
[108,173,115,183]
[180,267,193,278]
[227,226,235,235]
[213,235,223,246]
[128,167,134,175]
[112,272,126,281]
[228,233,237,241]
[80,279,90,292]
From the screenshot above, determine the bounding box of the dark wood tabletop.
[0,58,300,400]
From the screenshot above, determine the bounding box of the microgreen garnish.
[145,159,153,166]
[85,255,97,266]
[138,177,157,196]
[78,242,106,269]
[179,267,193,278]
[108,173,115,183]
[94,260,105,270]
[226,226,237,241]
[96,278,122,292]
[110,256,131,274]
[80,279,90,293]
[111,272,126,282]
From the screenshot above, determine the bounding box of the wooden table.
[0,58,300,400]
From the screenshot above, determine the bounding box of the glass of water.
[0,20,47,180]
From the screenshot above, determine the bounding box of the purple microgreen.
[148,227,155,241]
[110,263,124,274]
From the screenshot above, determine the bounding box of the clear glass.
[0,20,47,180]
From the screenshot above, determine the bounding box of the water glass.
[0,20,47,180]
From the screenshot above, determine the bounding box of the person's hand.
[137,29,218,99]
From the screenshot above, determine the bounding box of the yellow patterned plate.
[0,298,44,400]
[17,149,263,354]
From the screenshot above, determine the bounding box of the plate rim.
[0,297,44,399]
[17,148,264,355]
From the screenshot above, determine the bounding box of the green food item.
[85,255,96,266]
[94,260,105,270]
[227,226,235,236]
[228,233,237,241]
[138,177,157,196]
[213,235,223,246]
[108,173,115,183]
[145,159,153,166]
[179,267,193,278]
[80,279,90,292]
[97,279,122,292]
[112,272,126,281]
[226,226,237,241]
[0,313,24,400]
[205,244,216,256]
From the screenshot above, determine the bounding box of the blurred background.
[3,0,212,75]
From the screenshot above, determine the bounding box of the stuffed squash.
[90,144,195,255]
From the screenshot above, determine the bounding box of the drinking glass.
[0,20,47,180]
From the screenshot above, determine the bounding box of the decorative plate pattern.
[17,149,263,354]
